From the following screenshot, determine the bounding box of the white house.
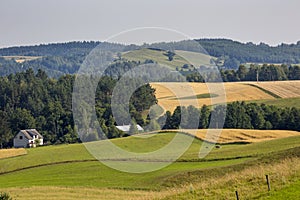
[116,124,144,133]
[13,129,44,148]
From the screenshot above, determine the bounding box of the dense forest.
[0,68,157,148]
[158,102,300,132]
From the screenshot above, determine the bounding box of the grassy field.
[174,50,214,66]
[3,155,300,200]
[122,48,215,70]
[260,179,300,199]
[0,148,27,159]
[162,155,300,200]
[249,97,300,109]
[1,132,300,199]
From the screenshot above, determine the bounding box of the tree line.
[186,64,300,82]
[157,102,300,132]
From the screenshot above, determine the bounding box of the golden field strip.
[0,148,27,159]
[247,80,300,98]
[5,186,169,200]
[151,81,300,112]
[161,129,300,144]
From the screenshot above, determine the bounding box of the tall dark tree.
[199,105,210,128]
[129,119,139,135]
[0,111,13,148]
[165,51,175,61]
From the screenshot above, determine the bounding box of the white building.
[116,124,144,133]
[13,129,44,148]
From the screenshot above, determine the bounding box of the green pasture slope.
[122,48,215,70]
[249,97,300,109]
[1,132,300,199]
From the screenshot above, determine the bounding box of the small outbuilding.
[13,129,44,148]
[116,124,144,133]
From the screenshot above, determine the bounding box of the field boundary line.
[245,84,281,98]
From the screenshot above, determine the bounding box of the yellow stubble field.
[165,129,300,144]
[151,82,276,112]
[247,80,300,98]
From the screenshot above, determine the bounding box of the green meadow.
[122,48,215,70]
[1,132,300,199]
[249,97,300,109]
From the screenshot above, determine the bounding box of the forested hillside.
[0,68,157,148]
[198,39,300,68]
[1,39,300,77]
[0,41,129,77]
[0,41,127,56]
[144,39,300,68]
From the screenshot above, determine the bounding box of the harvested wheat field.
[246,80,300,98]
[162,129,300,144]
[0,148,27,159]
[151,82,276,112]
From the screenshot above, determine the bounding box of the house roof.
[19,129,43,140]
[116,125,144,132]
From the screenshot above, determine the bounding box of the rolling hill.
[122,48,215,70]
[1,132,300,199]
[0,40,300,200]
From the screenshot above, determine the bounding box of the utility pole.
[256,68,259,83]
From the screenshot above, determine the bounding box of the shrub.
[0,192,12,200]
